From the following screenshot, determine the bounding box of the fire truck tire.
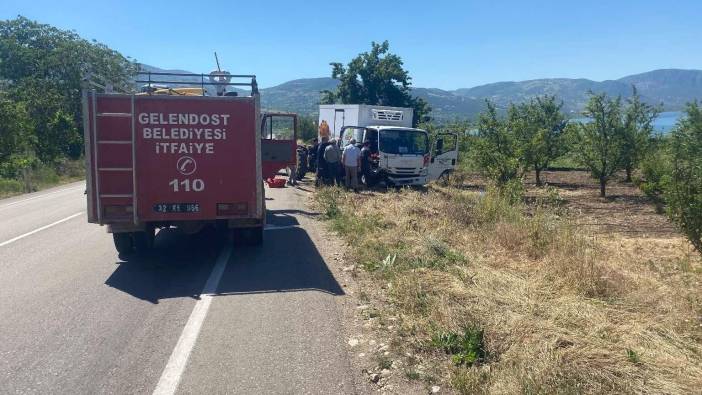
[133,227,154,254]
[233,227,263,246]
[113,233,133,255]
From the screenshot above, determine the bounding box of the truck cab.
[340,125,430,186]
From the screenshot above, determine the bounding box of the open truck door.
[428,132,458,182]
[261,112,297,180]
[339,125,371,148]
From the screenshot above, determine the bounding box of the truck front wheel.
[113,233,133,255]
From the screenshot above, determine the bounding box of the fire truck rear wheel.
[133,227,155,254]
[113,233,134,255]
[233,226,263,246]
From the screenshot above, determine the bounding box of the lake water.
[572,111,682,134]
[653,111,681,134]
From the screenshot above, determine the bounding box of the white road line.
[152,243,233,395]
[0,184,84,210]
[0,212,85,247]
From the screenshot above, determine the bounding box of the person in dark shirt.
[360,140,373,187]
[308,138,318,173]
[316,136,331,186]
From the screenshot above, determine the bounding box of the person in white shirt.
[342,139,361,191]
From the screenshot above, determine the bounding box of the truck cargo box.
[318,104,413,139]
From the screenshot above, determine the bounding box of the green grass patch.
[626,349,641,364]
[431,327,485,366]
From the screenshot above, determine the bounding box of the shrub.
[0,177,23,196]
[22,164,59,192]
[638,136,671,201]
[473,184,523,225]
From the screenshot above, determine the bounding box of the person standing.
[316,136,331,186]
[308,138,319,173]
[319,120,331,140]
[296,145,308,180]
[324,139,342,186]
[342,139,361,192]
[360,140,373,187]
[287,163,297,186]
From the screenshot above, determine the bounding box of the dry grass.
[314,173,702,394]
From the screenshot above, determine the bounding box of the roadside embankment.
[313,174,702,394]
[0,159,84,199]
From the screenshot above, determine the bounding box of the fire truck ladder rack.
[88,93,138,225]
[135,71,258,96]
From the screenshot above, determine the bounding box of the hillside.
[260,77,339,115]
[452,78,636,114]
[139,66,702,121]
[618,69,702,109]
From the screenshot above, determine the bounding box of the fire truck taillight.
[217,202,248,216]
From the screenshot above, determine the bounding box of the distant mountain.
[452,78,635,114]
[260,77,339,115]
[453,69,702,116]
[138,66,702,121]
[618,69,702,109]
[410,87,485,120]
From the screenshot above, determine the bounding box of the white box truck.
[319,104,457,186]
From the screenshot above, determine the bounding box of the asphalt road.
[0,180,356,394]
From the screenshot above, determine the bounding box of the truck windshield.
[379,129,429,155]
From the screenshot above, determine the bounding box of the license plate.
[153,203,200,213]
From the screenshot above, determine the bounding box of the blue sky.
[2,0,700,89]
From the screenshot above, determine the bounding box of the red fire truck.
[82,71,296,254]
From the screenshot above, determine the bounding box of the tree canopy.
[473,100,521,184]
[572,93,625,197]
[321,40,430,126]
[510,95,567,185]
[0,16,135,176]
[621,87,659,181]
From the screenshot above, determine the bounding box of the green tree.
[666,102,702,253]
[0,94,34,177]
[622,86,660,182]
[511,96,567,186]
[321,40,431,126]
[298,115,318,142]
[0,16,135,163]
[474,101,521,184]
[572,93,625,197]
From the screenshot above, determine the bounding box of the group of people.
[289,136,372,191]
